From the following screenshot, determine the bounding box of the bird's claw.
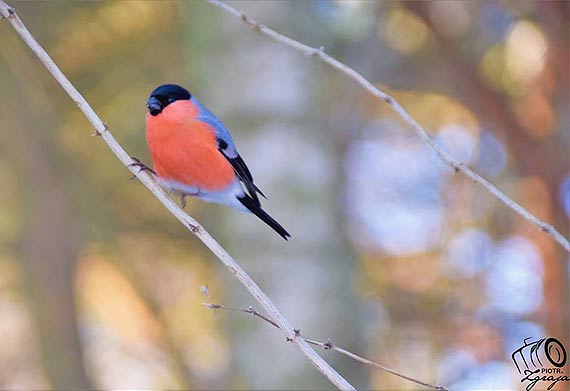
[129,156,156,179]
[179,191,202,208]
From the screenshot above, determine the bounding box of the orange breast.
[145,100,236,191]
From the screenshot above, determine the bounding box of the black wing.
[218,139,265,206]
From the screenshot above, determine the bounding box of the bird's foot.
[129,156,156,179]
[179,190,201,209]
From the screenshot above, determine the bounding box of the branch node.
[188,223,200,233]
[202,303,221,310]
[312,46,325,56]
[286,336,293,342]
[1,5,15,19]
[454,162,466,174]
[384,95,393,104]
[324,338,333,350]
[240,13,261,31]
[294,328,301,337]
[91,130,102,137]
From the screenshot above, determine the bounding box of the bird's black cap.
[147,84,191,116]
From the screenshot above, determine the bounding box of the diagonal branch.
[205,0,570,253]
[203,303,448,390]
[0,2,355,390]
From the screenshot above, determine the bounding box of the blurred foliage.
[0,1,568,389]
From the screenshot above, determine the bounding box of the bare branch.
[203,303,448,391]
[0,2,356,390]
[205,0,570,253]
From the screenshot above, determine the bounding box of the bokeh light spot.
[505,21,547,85]
[381,8,429,55]
[485,236,544,315]
[428,2,471,37]
[442,229,494,279]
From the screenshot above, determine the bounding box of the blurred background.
[0,1,568,389]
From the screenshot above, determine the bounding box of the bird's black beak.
[147,96,163,116]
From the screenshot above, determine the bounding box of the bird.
[133,84,290,240]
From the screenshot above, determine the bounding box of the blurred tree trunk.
[9,99,91,389]
[0,26,91,387]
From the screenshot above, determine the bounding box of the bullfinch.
[134,84,290,240]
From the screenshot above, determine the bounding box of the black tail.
[238,195,291,240]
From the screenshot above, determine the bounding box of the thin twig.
[205,0,570,253]
[0,2,355,390]
[203,303,448,390]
